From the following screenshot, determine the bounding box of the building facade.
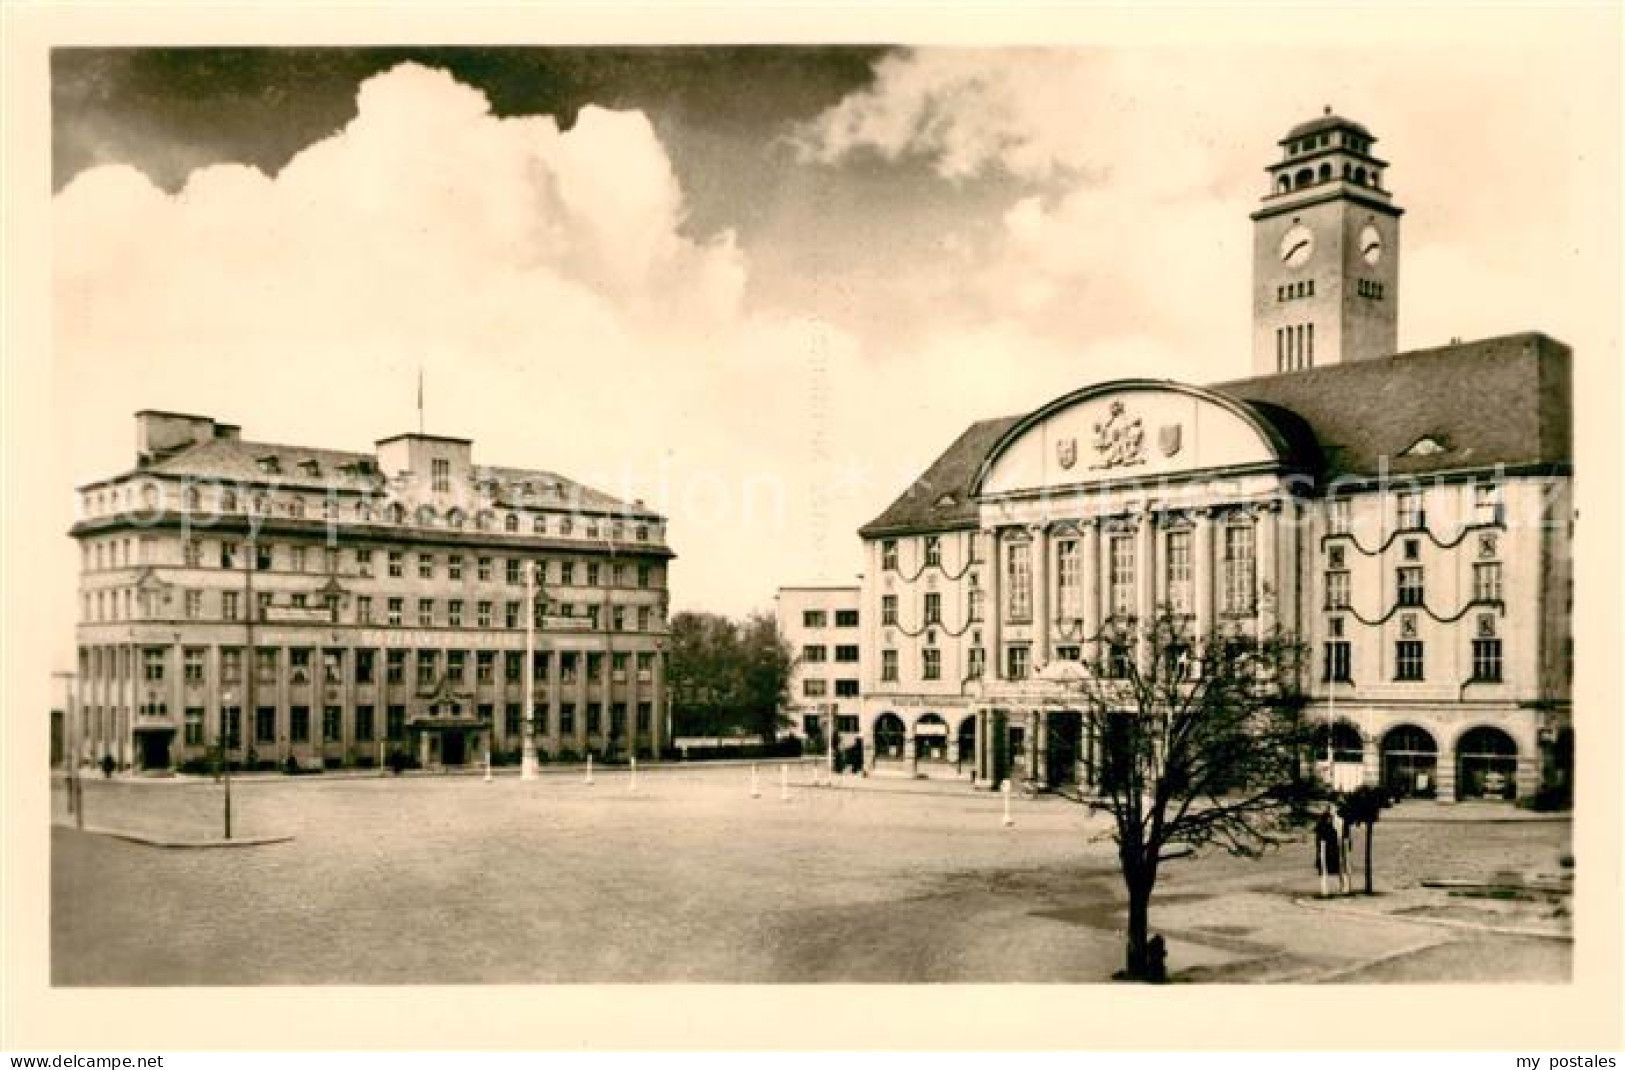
[71,412,674,771]
[854,114,1573,802]
[774,584,863,747]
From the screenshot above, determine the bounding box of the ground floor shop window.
[1457,726,1518,800]
[1381,724,1437,799]
[874,713,905,758]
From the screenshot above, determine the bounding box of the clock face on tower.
[1278,224,1314,268]
[1360,223,1384,265]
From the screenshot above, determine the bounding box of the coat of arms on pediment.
[1157,423,1183,458]
[1057,437,1078,470]
[1091,401,1146,470]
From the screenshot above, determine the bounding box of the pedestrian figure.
[1314,809,1344,896]
[1146,934,1168,983]
[1332,808,1354,895]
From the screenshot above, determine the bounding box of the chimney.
[135,411,224,467]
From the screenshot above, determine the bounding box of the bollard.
[586,753,595,786]
[750,763,761,799]
[1002,779,1015,829]
[780,763,790,802]
[629,756,638,794]
[484,747,493,783]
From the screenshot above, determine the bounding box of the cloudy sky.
[46,25,1619,663]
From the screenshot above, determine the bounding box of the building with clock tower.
[1251,109,1403,375]
[845,110,1573,808]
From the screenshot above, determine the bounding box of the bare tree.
[1065,608,1314,981]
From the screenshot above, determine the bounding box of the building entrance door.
[1047,712,1082,786]
[442,730,467,766]
[138,730,173,771]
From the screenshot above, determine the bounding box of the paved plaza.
[51,764,1572,985]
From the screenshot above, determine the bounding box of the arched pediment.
[975,380,1292,498]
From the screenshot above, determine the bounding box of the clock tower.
[1251,109,1402,375]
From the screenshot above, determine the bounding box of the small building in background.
[774,584,863,751]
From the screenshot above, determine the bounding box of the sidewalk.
[1382,798,1569,823]
[53,754,827,786]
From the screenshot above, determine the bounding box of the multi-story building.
[70,412,674,771]
[774,584,863,747]
[855,113,1573,802]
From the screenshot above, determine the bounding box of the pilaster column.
[546,650,563,757]
[973,708,987,785]
[209,643,222,758]
[1136,509,1156,670]
[1194,507,1215,642]
[1257,501,1280,638]
[376,643,388,760]
[1034,709,1049,788]
[1024,711,1038,782]
[275,645,290,761]
[342,643,356,763]
[1435,740,1457,802]
[986,528,1003,679]
[1031,523,1050,667]
[650,649,665,757]
[600,646,614,755]
[627,651,640,757]
[574,651,589,755]
[169,638,184,768]
[1081,519,1101,650]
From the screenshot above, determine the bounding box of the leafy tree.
[738,611,794,744]
[1337,784,1391,895]
[668,610,794,743]
[668,611,740,737]
[1064,609,1313,982]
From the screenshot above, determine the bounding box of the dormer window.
[416,505,437,527]
[257,455,281,475]
[446,507,466,529]
[299,459,321,478]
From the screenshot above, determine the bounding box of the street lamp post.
[521,559,540,780]
[220,688,235,840]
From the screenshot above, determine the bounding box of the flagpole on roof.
[417,366,424,435]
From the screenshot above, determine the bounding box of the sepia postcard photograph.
[4,2,1622,1055]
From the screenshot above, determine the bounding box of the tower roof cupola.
[1261,107,1394,203]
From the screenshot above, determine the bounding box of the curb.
[56,824,294,849]
[1291,895,1571,942]
[1274,934,1453,984]
[56,756,828,786]
[1384,814,1571,825]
